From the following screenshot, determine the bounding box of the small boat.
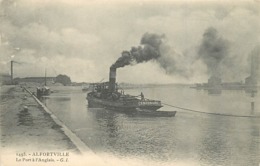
[82,86,89,92]
[36,86,51,98]
[82,83,95,92]
[36,69,51,98]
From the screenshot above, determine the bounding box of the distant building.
[208,76,222,88]
[245,76,257,87]
[221,81,244,90]
[14,77,56,85]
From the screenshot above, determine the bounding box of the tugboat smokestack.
[109,67,116,92]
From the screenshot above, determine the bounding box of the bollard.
[23,106,28,111]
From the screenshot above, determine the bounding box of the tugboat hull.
[87,94,138,111]
[87,94,176,117]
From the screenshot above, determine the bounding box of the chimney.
[109,67,116,92]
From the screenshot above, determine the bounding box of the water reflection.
[87,108,122,153]
[44,86,260,165]
[91,109,119,139]
[207,88,222,96]
[198,115,260,166]
[249,119,260,166]
[204,88,259,115]
[247,90,257,114]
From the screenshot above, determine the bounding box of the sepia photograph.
[0,0,259,165]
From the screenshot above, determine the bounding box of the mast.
[45,69,47,86]
[11,60,13,84]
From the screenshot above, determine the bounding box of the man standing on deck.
[141,92,144,101]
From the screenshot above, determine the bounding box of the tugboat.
[86,67,176,117]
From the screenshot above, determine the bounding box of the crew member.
[141,92,144,100]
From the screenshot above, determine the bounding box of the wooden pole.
[11,60,13,84]
[45,69,47,86]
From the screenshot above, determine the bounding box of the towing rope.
[162,102,260,118]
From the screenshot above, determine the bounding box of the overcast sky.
[0,0,259,83]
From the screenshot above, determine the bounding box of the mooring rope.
[162,102,260,118]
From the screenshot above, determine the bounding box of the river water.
[43,85,260,166]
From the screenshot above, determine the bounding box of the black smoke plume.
[111,33,192,78]
[198,27,229,78]
[111,33,165,68]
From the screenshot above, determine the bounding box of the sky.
[0,0,259,84]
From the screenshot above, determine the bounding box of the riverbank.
[0,85,79,164]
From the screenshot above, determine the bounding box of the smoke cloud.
[111,33,164,68]
[1,0,259,83]
[198,27,229,78]
[111,33,192,78]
